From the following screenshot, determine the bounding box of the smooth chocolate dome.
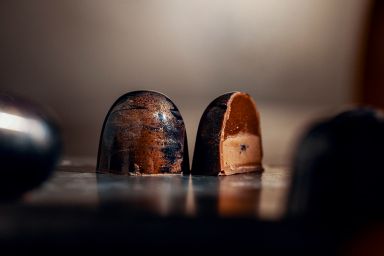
[97,91,189,175]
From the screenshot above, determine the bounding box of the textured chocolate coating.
[192,92,262,175]
[288,108,384,224]
[97,91,189,175]
[0,93,61,200]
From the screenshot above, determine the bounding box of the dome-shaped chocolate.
[288,108,384,223]
[192,92,263,175]
[97,91,189,175]
[0,93,61,200]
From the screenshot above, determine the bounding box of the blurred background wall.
[0,0,372,165]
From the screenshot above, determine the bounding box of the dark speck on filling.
[240,144,248,153]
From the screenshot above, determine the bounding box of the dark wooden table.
[26,160,290,219]
[0,160,355,255]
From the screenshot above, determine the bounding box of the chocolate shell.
[0,93,61,200]
[97,91,189,175]
[192,92,263,176]
[288,108,384,223]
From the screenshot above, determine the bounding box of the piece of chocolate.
[0,93,61,200]
[97,91,189,175]
[192,92,263,175]
[288,108,384,224]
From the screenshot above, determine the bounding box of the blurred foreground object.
[0,93,61,200]
[288,108,384,225]
[192,92,263,175]
[97,91,189,175]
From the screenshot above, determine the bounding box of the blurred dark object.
[288,108,384,227]
[360,1,384,108]
[192,92,262,176]
[342,222,384,256]
[97,91,189,175]
[0,93,61,200]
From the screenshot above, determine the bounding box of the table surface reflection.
[0,161,374,255]
[25,160,290,220]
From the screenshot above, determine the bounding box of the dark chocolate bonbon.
[288,107,384,224]
[192,92,263,175]
[0,94,61,200]
[97,91,189,175]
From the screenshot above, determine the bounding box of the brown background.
[0,0,373,165]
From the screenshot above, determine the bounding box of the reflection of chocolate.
[96,174,189,215]
[97,91,189,175]
[192,92,263,175]
[0,94,61,200]
[288,108,384,223]
[218,174,262,217]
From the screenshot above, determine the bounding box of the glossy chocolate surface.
[97,91,188,175]
[0,94,61,200]
[192,92,262,175]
